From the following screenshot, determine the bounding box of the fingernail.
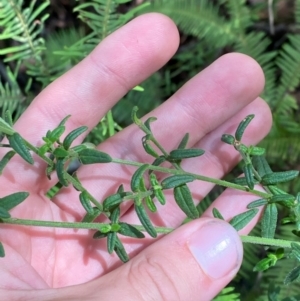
[188,221,242,279]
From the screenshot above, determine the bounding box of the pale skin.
[0,13,272,301]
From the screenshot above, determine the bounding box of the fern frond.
[74,0,132,41]
[212,287,240,301]
[145,0,234,48]
[0,0,49,63]
[273,34,300,109]
[0,64,31,119]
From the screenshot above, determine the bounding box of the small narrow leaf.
[131,164,150,192]
[145,196,157,212]
[270,194,295,207]
[0,242,5,257]
[118,222,145,238]
[93,231,107,239]
[78,149,112,164]
[142,135,159,158]
[290,243,300,262]
[103,193,123,212]
[5,110,13,127]
[0,151,15,175]
[253,257,274,272]
[153,189,166,205]
[248,146,265,156]
[0,192,29,211]
[149,156,166,174]
[0,117,15,135]
[284,266,300,285]
[144,117,157,131]
[131,106,142,126]
[53,147,69,158]
[261,204,278,238]
[79,191,94,214]
[107,232,117,254]
[63,126,88,149]
[229,209,259,231]
[56,159,69,187]
[114,236,129,263]
[262,171,299,185]
[82,207,102,222]
[212,208,224,220]
[252,155,272,177]
[8,133,34,164]
[243,163,254,190]
[169,148,205,160]
[134,203,157,238]
[58,115,71,127]
[232,177,259,186]
[177,133,189,149]
[0,206,10,218]
[46,125,65,143]
[235,114,255,141]
[247,199,268,209]
[110,207,120,224]
[161,175,196,189]
[221,134,235,145]
[173,184,199,219]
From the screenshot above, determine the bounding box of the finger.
[40,218,243,301]
[6,13,179,183]
[57,54,266,214]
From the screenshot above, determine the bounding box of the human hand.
[0,13,271,301]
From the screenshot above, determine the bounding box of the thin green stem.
[64,173,103,211]
[24,140,53,166]
[241,235,293,248]
[111,158,271,199]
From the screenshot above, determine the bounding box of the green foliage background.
[1,0,300,299]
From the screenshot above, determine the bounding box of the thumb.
[95,217,243,301]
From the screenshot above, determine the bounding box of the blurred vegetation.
[2,0,300,299]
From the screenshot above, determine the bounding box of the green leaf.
[290,243,300,262]
[114,236,129,263]
[243,163,254,190]
[247,198,268,209]
[8,133,34,164]
[229,209,259,231]
[131,164,150,192]
[221,134,235,145]
[0,242,5,257]
[252,155,272,178]
[261,204,278,238]
[4,111,13,127]
[161,174,196,189]
[262,170,299,185]
[134,203,157,238]
[142,135,159,158]
[107,232,117,254]
[284,266,300,285]
[0,206,10,218]
[149,156,166,174]
[0,151,15,175]
[53,147,69,158]
[144,117,157,131]
[103,193,123,212]
[173,184,199,219]
[169,148,205,160]
[253,257,274,272]
[82,207,101,222]
[232,177,259,186]
[110,207,120,224]
[46,125,65,143]
[93,231,107,239]
[131,106,142,126]
[63,126,88,149]
[58,115,71,127]
[79,191,93,215]
[56,159,69,187]
[270,194,295,207]
[177,133,189,149]
[212,208,224,220]
[248,146,265,156]
[0,117,15,135]
[145,196,157,212]
[235,114,255,141]
[118,222,145,238]
[0,192,29,211]
[78,149,112,164]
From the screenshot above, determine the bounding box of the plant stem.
[1,217,296,248]
[111,158,271,199]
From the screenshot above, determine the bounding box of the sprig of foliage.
[0,107,300,285]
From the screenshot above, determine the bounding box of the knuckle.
[127,254,181,301]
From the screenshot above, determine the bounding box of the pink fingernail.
[188,221,242,279]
